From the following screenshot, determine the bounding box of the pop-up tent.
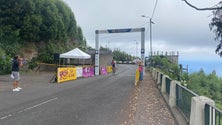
[60,48,91,59]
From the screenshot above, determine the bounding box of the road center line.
[0,97,58,120]
[22,97,58,111]
[0,114,12,120]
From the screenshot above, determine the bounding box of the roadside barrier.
[150,67,219,125]
[76,66,83,78]
[106,66,112,73]
[100,66,107,75]
[38,62,113,83]
[57,67,77,83]
[82,66,94,78]
[135,69,139,86]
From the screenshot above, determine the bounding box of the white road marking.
[22,97,58,111]
[0,114,12,120]
[0,97,58,120]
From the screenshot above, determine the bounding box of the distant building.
[151,51,179,65]
[86,49,113,66]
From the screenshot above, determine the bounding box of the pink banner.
[100,66,107,75]
[82,66,94,77]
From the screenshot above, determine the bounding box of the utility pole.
[135,40,138,57]
[150,18,153,57]
[141,15,154,57]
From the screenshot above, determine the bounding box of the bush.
[0,55,12,74]
[28,57,38,70]
[151,55,180,80]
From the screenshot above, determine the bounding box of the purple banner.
[82,66,94,77]
[100,66,107,75]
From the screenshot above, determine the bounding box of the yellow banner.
[57,67,77,83]
[107,66,112,73]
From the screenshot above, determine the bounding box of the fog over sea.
[179,60,222,78]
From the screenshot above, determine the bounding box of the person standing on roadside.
[111,60,116,75]
[139,63,143,81]
[11,55,23,92]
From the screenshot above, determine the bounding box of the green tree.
[0,0,85,64]
[0,0,91,72]
[0,55,12,74]
[188,69,222,108]
[209,3,222,56]
[112,48,135,61]
[151,55,180,80]
[182,1,222,56]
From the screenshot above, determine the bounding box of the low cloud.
[65,0,221,61]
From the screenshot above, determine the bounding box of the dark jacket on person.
[12,59,20,71]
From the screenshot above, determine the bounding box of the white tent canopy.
[60,48,91,59]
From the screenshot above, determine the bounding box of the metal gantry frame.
[95,28,145,75]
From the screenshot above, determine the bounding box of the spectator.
[139,63,143,81]
[11,55,23,92]
[111,60,116,75]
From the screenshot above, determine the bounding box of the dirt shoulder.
[119,71,177,125]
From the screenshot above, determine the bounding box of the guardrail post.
[152,68,155,77]
[155,70,158,82]
[157,72,161,84]
[190,96,215,125]
[153,69,156,80]
[153,69,155,80]
[161,75,168,93]
[169,80,178,107]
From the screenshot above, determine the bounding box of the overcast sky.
[64,0,222,61]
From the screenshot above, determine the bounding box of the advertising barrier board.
[82,66,94,77]
[57,67,77,83]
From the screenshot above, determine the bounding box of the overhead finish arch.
[95,28,145,75]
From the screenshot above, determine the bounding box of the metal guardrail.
[152,67,222,124]
[176,84,198,121]
[160,73,163,86]
[205,103,222,125]
[165,77,171,95]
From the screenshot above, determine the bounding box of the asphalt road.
[0,64,137,125]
